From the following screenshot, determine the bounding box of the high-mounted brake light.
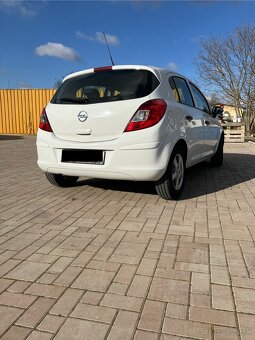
[124,99,167,132]
[94,66,113,72]
[39,108,53,132]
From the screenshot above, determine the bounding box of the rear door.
[47,68,160,143]
[189,82,219,156]
[169,76,204,165]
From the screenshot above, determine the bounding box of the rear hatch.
[47,67,160,143]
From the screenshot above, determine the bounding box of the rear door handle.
[205,120,210,125]
[186,115,193,121]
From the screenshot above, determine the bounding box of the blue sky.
[1,0,255,90]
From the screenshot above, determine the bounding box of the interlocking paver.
[0,137,255,339]
[54,317,109,340]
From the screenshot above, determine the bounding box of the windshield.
[51,69,160,105]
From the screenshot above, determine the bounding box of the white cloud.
[76,31,120,46]
[18,81,32,89]
[167,62,178,71]
[35,42,80,62]
[0,0,36,17]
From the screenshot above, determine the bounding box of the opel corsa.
[37,65,224,200]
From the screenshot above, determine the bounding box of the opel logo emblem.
[78,111,88,122]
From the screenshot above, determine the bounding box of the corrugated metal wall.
[0,89,56,135]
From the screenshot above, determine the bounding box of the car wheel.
[45,173,79,187]
[155,146,186,200]
[211,134,224,167]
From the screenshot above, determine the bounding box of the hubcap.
[171,153,184,190]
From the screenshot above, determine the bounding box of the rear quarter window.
[51,69,160,104]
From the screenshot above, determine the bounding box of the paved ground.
[0,135,255,340]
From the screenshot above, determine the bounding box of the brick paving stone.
[165,303,187,319]
[86,260,120,272]
[54,317,109,340]
[210,266,231,286]
[237,313,255,340]
[190,294,211,308]
[71,303,117,323]
[114,264,137,284]
[107,310,139,340]
[233,287,255,314]
[148,277,189,304]
[189,306,236,327]
[0,259,21,276]
[177,247,208,264]
[53,266,82,286]
[108,282,129,295]
[0,305,24,337]
[138,300,165,332]
[79,291,103,305]
[6,261,50,282]
[25,283,65,298]
[0,278,14,293]
[100,293,143,312]
[213,326,239,340]
[37,314,65,333]
[70,251,94,267]
[16,297,55,328]
[1,325,31,340]
[50,288,83,316]
[0,291,37,308]
[72,268,115,292]
[127,275,152,298]
[134,330,159,340]
[26,330,53,339]
[191,272,210,295]
[163,317,212,339]
[232,277,255,289]
[137,258,158,276]
[212,284,235,311]
[7,280,31,293]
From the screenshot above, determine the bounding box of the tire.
[45,173,79,187]
[155,146,186,200]
[211,134,224,167]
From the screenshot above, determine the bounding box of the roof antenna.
[103,32,115,66]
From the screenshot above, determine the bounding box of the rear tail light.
[39,108,53,132]
[124,99,167,132]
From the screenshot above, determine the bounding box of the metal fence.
[0,89,55,135]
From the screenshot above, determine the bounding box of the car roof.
[63,65,190,83]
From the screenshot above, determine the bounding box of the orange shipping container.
[0,89,56,135]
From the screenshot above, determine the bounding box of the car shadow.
[0,135,24,140]
[76,153,255,200]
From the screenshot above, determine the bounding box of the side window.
[169,77,180,102]
[190,83,210,114]
[172,77,194,107]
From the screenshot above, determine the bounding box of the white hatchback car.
[37,65,224,200]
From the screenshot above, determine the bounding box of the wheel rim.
[171,153,184,190]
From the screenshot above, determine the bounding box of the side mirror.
[212,107,223,118]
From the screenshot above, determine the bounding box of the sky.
[1,0,255,90]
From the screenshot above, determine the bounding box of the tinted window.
[172,77,194,107]
[190,83,210,114]
[51,69,160,105]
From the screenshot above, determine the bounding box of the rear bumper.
[36,130,169,181]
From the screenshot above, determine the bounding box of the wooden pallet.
[222,123,245,143]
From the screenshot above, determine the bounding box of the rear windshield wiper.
[59,97,90,104]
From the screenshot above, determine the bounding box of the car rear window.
[51,69,160,105]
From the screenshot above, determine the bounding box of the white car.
[37,65,224,200]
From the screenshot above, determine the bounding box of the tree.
[195,24,255,134]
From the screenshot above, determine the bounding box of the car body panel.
[37,64,223,182]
